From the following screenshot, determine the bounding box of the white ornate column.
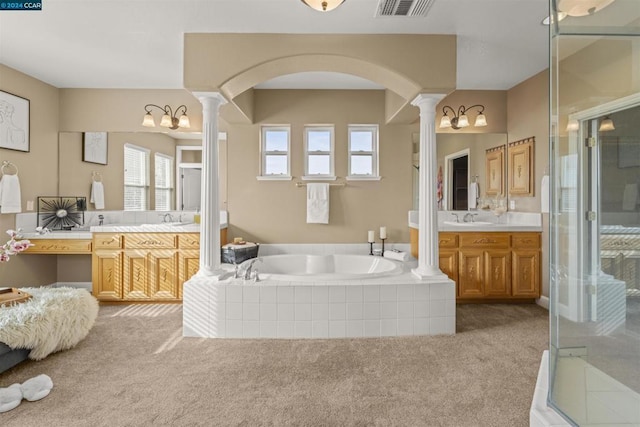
[193,91,227,277]
[412,93,448,280]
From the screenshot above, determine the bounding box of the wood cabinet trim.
[25,239,92,254]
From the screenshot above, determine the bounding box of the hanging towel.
[541,175,550,213]
[622,183,638,211]
[0,174,22,214]
[306,183,329,224]
[90,181,105,210]
[468,182,479,209]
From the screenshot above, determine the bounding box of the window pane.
[308,155,330,175]
[155,189,171,211]
[308,130,331,152]
[124,187,146,211]
[351,131,373,152]
[124,148,148,186]
[155,155,172,188]
[265,130,288,151]
[350,155,373,175]
[265,155,288,175]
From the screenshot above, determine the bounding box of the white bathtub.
[243,254,403,281]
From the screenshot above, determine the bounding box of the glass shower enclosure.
[549,0,640,425]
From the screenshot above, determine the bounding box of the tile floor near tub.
[183,275,457,339]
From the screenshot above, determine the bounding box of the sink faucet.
[463,213,478,223]
[450,213,460,223]
[98,215,104,226]
[163,213,173,223]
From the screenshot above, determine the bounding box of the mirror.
[57,132,225,212]
[415,133,507,211]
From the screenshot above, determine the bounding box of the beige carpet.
[0,303,548,427]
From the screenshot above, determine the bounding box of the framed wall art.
[0,90,30,152]
[485,145,505,196]
[508,136,535,196]
[83,132,108,165]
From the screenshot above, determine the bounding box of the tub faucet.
[239,258,262,281]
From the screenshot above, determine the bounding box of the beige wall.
[227,89,413,244]
[0,64,59,286]
[59,132,176,211]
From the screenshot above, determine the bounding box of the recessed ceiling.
[255,72,386,90]
[0,0,551,91]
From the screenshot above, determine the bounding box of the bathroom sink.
[443,221,494,227]
[139,222,193,229]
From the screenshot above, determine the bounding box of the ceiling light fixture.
[557,0,615,17]
[599,116,615,132]
[300,0,345,12]
[142,104,190,130]
[439,104,487,130]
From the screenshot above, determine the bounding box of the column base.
[411,266,449,281]
[195,266,228,280]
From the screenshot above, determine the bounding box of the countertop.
[408,210,543,232]
[20,222,227,239]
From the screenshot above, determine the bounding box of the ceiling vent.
[375,0,435,17]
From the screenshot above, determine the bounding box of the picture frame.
[83,132,108,165]
[485,145,505,196]
[0,90,30,152]
[508,136,535,196]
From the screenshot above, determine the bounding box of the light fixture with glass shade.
[439,104,487,130]
[142,104,190,130]
[599,116,615,132]
[566,118,580,131]
[300,0,345,12]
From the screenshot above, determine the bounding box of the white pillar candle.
[379,226,387,239]
[368,230,375,243]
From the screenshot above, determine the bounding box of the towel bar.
[295,182,345,187]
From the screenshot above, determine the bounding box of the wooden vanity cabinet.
[92,232,202,302]
[436,231,540,302]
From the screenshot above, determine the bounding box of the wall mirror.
[58,132,227,212]
[421,133,508,211]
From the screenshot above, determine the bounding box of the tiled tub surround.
[183,255,456,339]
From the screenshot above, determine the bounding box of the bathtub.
[242,254,403,281]
[183,247,456,339]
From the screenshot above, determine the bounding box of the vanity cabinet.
[437,231,540,302]
[92,232,201,302]
[23,239,92,254]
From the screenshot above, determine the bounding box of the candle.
[367,230,375,243]
[379,226,387,239]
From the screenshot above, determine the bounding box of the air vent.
[375,0,435,17]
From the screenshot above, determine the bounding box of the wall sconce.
[599,116,615,132]
[142,104,190,130]
[300,0,345,12]
[439,105,487,130]
[566,119,580,131]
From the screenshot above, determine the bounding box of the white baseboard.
[536,295,549,310]
[50,282,92,293]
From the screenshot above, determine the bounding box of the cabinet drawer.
[25,239,92,254]
[511,233,541,249]
[178,233,200,249]
[124,233,178,249]
[93,233,123,249]
[438,233,459,248]
[460,233,509,249]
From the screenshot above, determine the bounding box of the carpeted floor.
[0,303,548,427]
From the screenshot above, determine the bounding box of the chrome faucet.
[463,213,478,223]
[163,213,173,223]
[98,215,104,226]
[450,213,460,223]
[238,258,262,281]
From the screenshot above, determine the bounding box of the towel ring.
[92,171,102,182]
[1,161,18,175]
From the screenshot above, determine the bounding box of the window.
[348,125,379,179]
[124,144,150,211]
[154,153,174,211]
[259,126,291,179]
[560,154,578,212]
[304,126,335,179]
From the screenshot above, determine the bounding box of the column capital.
[411,93,447,111]
[192,91,228,106]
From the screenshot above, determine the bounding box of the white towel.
[541,175,550,213]
[468,182,479,209]
[383,250,410,262]
[306,183,329,224]
[90,181,105,210]
[622,183,638,211]
[0,174,22,214]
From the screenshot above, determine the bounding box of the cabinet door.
[458,249,484,298]
[148,250,179,300]
[439,250,458,283]
[512,250,540,297]
[122,250,151,300]
[484,250,511,297]
[179,250,200,298]
[92,250,122,300]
